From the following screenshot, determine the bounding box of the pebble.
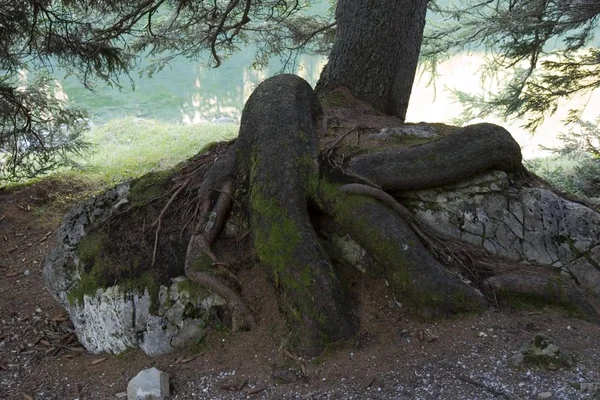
[127,367,170,400]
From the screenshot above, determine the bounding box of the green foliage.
[1,0,331,180]
[55,118,235,187]
[2,117,236,214]
[0,0,139,180]
[0,72,90,181]
[529,116,600,198]
[526,157,585,197]
[424,0,600,130]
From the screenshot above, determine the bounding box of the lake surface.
[60,49,325,125]
[56,11,600,159]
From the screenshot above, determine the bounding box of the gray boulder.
[401,170,600,297]
[43,179,225,356]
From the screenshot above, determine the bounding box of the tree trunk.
[315,0,428,121]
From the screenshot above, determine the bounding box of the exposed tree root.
[324,124,363,156]
[316,182,488,317]
[140,142,256,332]
[337,182,599,321]
[150,178,191,267]
[184,257,255,331]
[205,178,235,245]
[339,183,414,221]
[236,74,358,355]
[484,273,600,323]
[347,123,523,192]
[182,150,256,331]
[133,75,599,356]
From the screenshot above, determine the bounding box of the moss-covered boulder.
[43,177,226,356]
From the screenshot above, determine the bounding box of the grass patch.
[73,117,237,185]
[525,155,583,196]
[2,117,238,191]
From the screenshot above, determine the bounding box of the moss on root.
[250,192,322,322]
[192,252,215,272]
[249,173,337,331]
[315,178,481,316]
[250,191,302,285]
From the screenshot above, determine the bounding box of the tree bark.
[315,185,488,317]
[236,74,358,356]
[316,0,428,121]
[347,123,524,192]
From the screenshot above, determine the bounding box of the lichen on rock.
[401,170,600,297]
[511,333,575,369]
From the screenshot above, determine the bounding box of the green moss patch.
[250,191,302,281]
[511,333,575,369]
[129,170,171,206]
[316,178,481,316]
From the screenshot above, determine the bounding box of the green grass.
[70,117,237,185]
[525,155,585,197]
[0,117,237,225]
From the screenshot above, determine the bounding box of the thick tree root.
[237,74,358,355]
[338,176,600,320]
[483,273,600,322]
[338,183,494,284]
[183,147,256,331]
[317,181,488,317]
[347,123,523,192]
[184,258,256,331]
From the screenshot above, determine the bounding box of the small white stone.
[127,367,170,400]
[536,392,552,399]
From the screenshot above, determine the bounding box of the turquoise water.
[59,48,325,124]
[54,3,600,159]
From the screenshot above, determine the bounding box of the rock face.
[401,170,600,297]
[43,182,225,356]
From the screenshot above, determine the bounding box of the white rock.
[127,368,170,400]
[402,171,600,297]
[43,181,225,356]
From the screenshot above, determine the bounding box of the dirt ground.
[1,180,600,400]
